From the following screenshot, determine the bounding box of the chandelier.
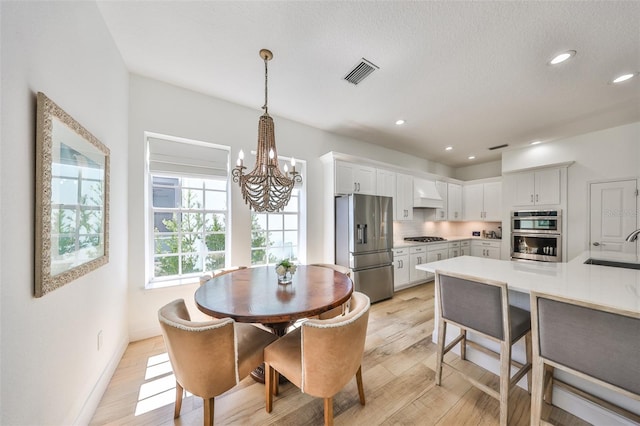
[232,49,302,213]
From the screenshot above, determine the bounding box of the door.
[535,169,561,205]
[463,183,484,221]
[589,179,638,253]
[483,182,502,221]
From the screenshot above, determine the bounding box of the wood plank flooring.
[91,283,588,425]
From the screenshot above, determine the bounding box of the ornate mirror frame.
[35,92,110,297]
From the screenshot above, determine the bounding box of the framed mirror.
[35,92,110,297]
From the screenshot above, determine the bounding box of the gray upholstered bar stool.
[530,292,640,425]
[434,270,532,426]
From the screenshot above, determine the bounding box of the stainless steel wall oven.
[511,210,562,262]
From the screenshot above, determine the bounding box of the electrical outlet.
[97,330,103,351]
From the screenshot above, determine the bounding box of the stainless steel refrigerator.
[335,194,394,303]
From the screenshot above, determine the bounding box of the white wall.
[0,2,129,425]
[454,159,501,180]
[127,75,454,340]
[502,122,640,260]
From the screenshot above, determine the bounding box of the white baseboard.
[72,335,129,425]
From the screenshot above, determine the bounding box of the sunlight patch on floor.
[135,352,191,416]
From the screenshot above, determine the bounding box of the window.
[251,188,300,265]
[250,157,306,266]
[146,134,229,286]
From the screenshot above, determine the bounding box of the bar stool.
[434,270,532,426]
[530,292,640,425]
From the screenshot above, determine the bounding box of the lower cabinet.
[426,243,449,281]
[393,248,410,290]
[460,239,471,256]
[471,239,501,259]
[409,245,428,284]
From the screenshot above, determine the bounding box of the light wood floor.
[91,283,588,426]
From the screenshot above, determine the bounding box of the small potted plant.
[275,259,297,284]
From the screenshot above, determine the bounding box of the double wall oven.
[511,210,562,262]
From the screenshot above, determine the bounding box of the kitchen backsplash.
[393,214,502,245]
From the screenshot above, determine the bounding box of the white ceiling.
[96,1,640,168]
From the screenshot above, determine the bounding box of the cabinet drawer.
[472,240,501,249]
[409,245,426,254]
[427,242,449,251]
[461,240,471,247]
[448,241,460,249]
[393,248,408,256]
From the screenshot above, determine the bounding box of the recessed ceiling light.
[531,141,542,145]
[395,119,405,125]
[445,146,453,151]
[468,155,476,160]
[611,73,638,84]
[549,50,576,65]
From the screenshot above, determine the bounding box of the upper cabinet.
[395,173,414,221]
[463,181,502,221]
[447,183,462,221]
[376,169,396,198]
[513,168,561,206]
[429,181,448,221]
[335,161,376,195]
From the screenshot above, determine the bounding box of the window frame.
[144,132,230,288]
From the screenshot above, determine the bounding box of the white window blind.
[148,136,229,177]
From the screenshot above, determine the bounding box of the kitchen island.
[417,252,640,425]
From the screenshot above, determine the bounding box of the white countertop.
[417,251,640,314]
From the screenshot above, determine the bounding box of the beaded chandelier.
[232,49,301,212]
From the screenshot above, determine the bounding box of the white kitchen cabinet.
[395,173,414,221]
[409,245,428,283]
[425,242,449,281]
[460,239,471,256]
[448,241,461,258]
[429,181,448,221]
[463,181,502,221]
[471,240,501,259]
[393,248,410,290]
[335,161,376,195]
[447,183,463,221]
[513,168,561,206]
[376,169,396,198]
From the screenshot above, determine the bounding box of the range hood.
[413,178,444,209]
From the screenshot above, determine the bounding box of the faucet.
[625,229,640,242]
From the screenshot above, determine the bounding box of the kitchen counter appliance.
[335,194,394,303]
[511,210,562,262]
[404,236,448,243]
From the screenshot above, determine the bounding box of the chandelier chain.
[262,56,268,114]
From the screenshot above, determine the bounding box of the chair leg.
[174,381,183,419]
[203,397,214,426]
[460,329,467,360]
[265,362,273,413]
[435,319,447,386]
[530,358,546,426]
[324,397,334,426]
[498,340,511,426]
[525,332,533,393]
[356,366,365,405]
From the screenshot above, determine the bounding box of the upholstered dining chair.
[199,265,248,285]
[264,291,370,426]
[434,271,532,426]
[158,299,277,426]
[310,263,352,319]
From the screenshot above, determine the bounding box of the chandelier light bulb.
[284,164,289,173]
[239,149,244,160]
[269,148,275,159]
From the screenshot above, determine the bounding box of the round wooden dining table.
[195,265,353,334]
[195,265,353,382]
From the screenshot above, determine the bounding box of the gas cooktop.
[404,236,448,243]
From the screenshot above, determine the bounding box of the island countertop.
[416,251,640,314]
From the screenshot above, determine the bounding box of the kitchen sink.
[584,258,640,270]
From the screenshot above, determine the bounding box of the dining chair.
[310,263,352,319]
[199,265,248,285]
[158,298,278,426]
[264,291,370,426]
[434,270,532,426]
[530,291,640,425]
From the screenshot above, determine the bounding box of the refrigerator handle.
[356,224,363,244]
[363,224,368,244]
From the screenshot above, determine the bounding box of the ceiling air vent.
[488,144,509,150]
[344,58,379,85]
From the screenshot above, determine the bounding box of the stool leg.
[525,332,532,393]
[499,340,511,426]
[530,357,545,426]
[460,329,467,360]
[435,320,446,386]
